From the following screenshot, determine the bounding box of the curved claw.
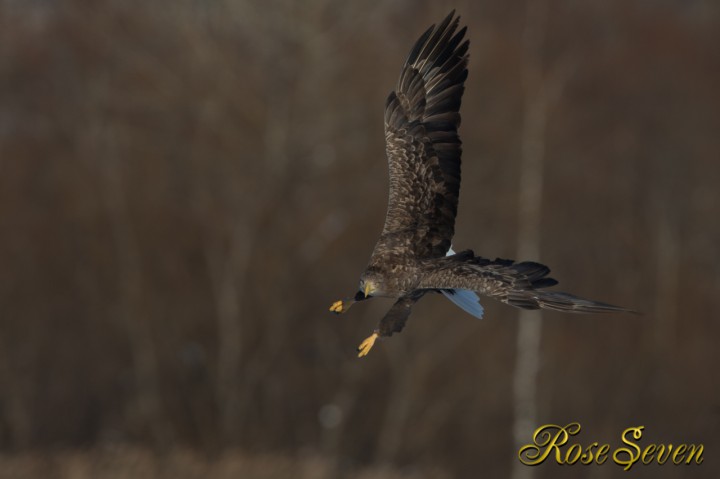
[329,300,345,314]
[357,332,379,358]
[330,298,356,314]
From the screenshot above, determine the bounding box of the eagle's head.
[358,270,387,299]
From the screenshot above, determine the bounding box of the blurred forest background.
[1,0,719,478]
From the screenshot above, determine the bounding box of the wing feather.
[371,11,469,263]
[418,252,635,314]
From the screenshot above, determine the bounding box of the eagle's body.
[330,12,632,357]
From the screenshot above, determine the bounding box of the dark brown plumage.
[378,12,467,261]
[329,11,633,357]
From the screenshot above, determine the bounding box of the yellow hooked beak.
[364,283,372,297]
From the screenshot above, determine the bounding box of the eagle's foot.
[357,331,379,358]
[329,300,346,314]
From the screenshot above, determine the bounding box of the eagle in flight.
[330,11,632,357]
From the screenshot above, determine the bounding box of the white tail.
[442,246,484,319]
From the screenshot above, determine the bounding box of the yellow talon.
[357,332,379,358]
[329,300,344,313]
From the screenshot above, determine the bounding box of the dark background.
[1,0,718,478]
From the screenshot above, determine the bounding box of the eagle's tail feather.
[441,288,485,319]
[443,247,485,319]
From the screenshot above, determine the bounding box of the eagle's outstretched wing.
[371,11,469,262]
[419,251,635,314]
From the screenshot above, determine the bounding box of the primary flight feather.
[329,11,633,357]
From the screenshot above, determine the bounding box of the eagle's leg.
[356,294,421,358]
[357,330,379,357]
[330,290,369,314]
[329,298,355,314]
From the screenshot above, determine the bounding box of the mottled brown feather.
[369,11,469,265]
[417,252,634,314]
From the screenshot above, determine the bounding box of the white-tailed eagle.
[330,11,632,357]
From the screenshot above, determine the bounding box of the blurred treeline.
[1,0,719,478]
